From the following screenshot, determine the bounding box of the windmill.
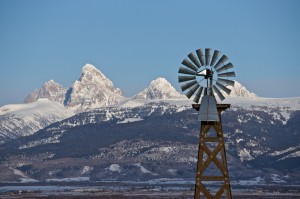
[178,48,235,198]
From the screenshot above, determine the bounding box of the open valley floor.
[0,182,299,199]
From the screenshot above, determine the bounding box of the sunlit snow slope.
[0,99,74,144]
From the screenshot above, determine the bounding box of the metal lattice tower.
[193,104,232,199]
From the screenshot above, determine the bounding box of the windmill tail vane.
[198,95,219,121]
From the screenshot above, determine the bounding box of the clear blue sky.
[1,0,300,106]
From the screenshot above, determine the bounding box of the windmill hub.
[197,68,214,79]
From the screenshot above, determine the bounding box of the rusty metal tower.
[178,48,235,198]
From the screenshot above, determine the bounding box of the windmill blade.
[204,87,208,96]
[178,66,197,75]
[216,62,233,73]
[217,78,235,86]
[213,55,229,69]
[182,58,198,71]
[193,86,204,103]
[196,49,205,66]
[213,85,225,101]
[180,80,198,92]
[205,48,212,66]
[216,81,231,95]
[211,92,216,100]
[188,52,201,68]
[178,75,196,83]
[218,71,236,77]
[210,50,221,66]
[185,84,200,98]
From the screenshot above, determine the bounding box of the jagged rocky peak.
[65,64,125,111]
[227,81,257,98]
[24,80,67,104]
[133,77,183,100]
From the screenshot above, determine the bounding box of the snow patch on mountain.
[133,163,155,174]
[133,77,184,100]
[269,145,300,156]
[268,145,300,161]
[64,64,125,112]
[278,151,300,161]
[24,80,67,104]
[19,133,62,149]
[11,168,38,183]
[238,148,254,162]
[81,166,93,175]
[118,117,144,124]
[109,164,121,173]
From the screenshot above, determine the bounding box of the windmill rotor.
[178,48,236,104]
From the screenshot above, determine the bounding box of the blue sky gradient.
[1,0,300,106]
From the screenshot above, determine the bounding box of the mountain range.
[0,63,299,185]
[23,64,257,111]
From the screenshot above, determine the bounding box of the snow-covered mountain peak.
[228,81,257,98]
[46,79,55,84]
[80,64,107,82]
[75,64,120,92]
[24,80,67,104]
[133,77,183,100]
[82,63,98,71]
[64,64,125,112]
[151,77,174,89]
[43,79,63,90]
